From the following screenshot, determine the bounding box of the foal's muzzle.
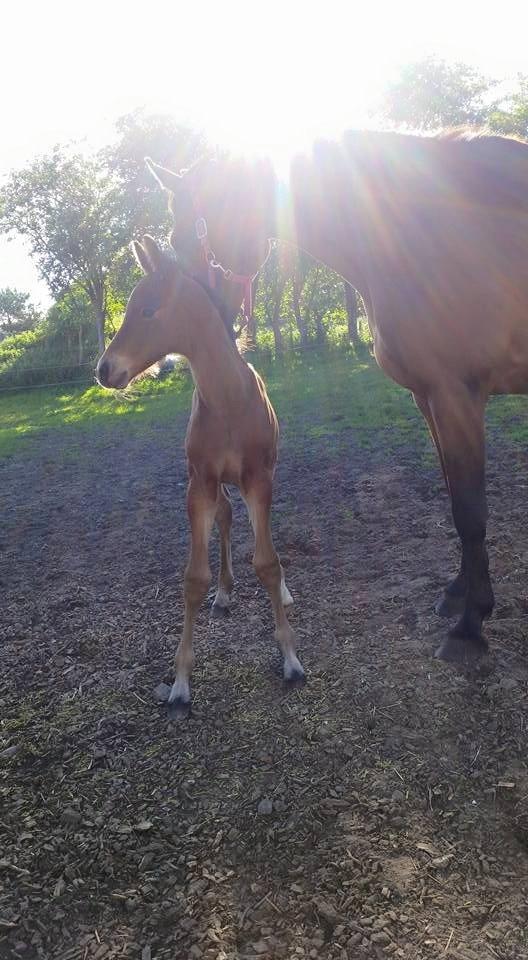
[96,358,130,390]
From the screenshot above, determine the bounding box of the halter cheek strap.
[194,216,255,327]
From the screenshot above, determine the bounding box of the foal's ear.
[141,234,167,273]
[130,240,153,275]
[145,157,182,193]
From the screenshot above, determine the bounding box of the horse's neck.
[186,315,248,415]
[273,166,368,285]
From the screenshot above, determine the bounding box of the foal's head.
[96,236,218,390]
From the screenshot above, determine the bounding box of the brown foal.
[96,236,303,714]
[146,130,528,665]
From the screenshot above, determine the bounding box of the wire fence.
[0,360,97,394]
[0,338,372,394]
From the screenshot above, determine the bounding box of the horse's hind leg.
[414,393,465,617]
[428,384,493,664]
[211,484,234,618]
[168,478,218,715]
[243,476,303,683]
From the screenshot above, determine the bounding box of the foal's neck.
[186,310,248,415]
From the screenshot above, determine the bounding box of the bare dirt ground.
[1,405,528,960]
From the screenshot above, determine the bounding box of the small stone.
[347,934,362,948]
[61,807,81,825]
[252,942,269,955]
[0,745,19,760]
[257,798,273,816]
[313,898,339,925]
[371,931,391,945]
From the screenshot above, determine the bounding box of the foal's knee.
[254,556,281,590]
[184,569,211,607]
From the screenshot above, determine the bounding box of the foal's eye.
[141,306,156,319]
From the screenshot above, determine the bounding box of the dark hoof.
[211,602,230,619]
[435,592,466,618]
[434,630,488,666]
[167,697,191,720]
[284,668,306,688]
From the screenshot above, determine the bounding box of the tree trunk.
[247,275,258,347]
[314,313,326,346]
[84,276,107,355]
[344,282,360,348]
[94,307,105,355]
[293,273,309,346]
[266,273,287,357]
[271,307,284,356]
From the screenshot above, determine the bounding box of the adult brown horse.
[146,129,528,665]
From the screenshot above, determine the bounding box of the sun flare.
[1,0,527,300]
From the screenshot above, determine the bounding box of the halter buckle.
[195,217,208,241]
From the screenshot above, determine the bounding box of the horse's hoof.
[435,592,466,618]
[434,630,488,665]
[211,602,230,619]
[284,666,306,688]
[167,697,191,720]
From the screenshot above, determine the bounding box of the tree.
[0,287,41,339]
[0,148,130,353]
[380,58,496,130]
[488,75,528,139]
[104,109,209,241]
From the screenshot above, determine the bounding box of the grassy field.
[1,348,528,459]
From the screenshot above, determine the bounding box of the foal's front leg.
[169,477,218,715]
[243,477,304,683]
[211,484,235,617]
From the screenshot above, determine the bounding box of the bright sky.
[2,0,527,307]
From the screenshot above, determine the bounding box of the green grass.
[1,348,528,459]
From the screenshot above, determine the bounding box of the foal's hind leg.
[212,484,234,618]
[168,478,218,715]
[428,385,493,664]
[243,477,303,682]
[414,393,465,617]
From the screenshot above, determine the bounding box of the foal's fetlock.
[211,586,232,618]
[280,581,294,607]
